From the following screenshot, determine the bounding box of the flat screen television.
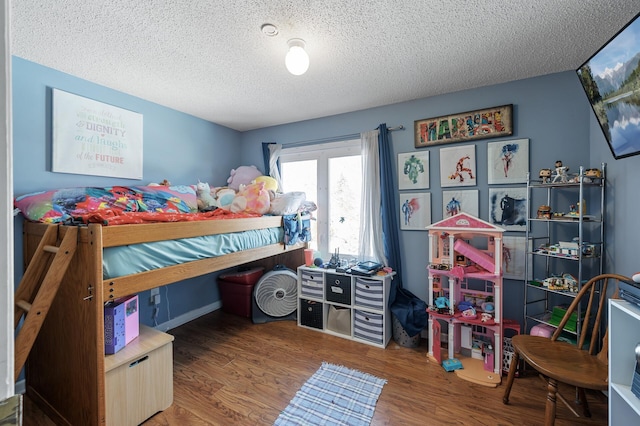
[576,11,640,160]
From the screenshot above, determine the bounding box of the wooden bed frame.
[22,217,305,425]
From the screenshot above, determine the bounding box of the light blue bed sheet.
[103,227,284,279]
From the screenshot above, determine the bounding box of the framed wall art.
[400,192,431,231]
[52,88,144,179]
[439,145,476,187]
[487,138,529,184]
[398,151,429,190]
[488,187,527,231]
[442,189,479,218]
[414,104,513,148]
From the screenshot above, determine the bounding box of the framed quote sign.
[52,89,144,179]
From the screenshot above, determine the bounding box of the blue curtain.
[377,124,403,293]
[262,142,273,174]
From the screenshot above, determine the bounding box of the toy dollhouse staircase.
[14,224,78,379]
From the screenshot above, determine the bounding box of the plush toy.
[196,181,216,211]
[148,179,171,187]
[230,182,270,214]
[213,187,236,210]
[253,175,278,192]
[227,165,263,191]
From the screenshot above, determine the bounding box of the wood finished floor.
[23,309,607,425]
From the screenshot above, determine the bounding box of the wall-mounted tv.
[576,11,640,160]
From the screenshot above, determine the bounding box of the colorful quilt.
[14,185,199,224]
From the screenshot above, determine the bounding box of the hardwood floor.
[23,310,607,425]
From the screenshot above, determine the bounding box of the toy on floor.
[442,358,463,372]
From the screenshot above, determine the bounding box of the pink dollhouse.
[426,212,509,387]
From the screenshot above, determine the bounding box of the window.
[280,139,362,259]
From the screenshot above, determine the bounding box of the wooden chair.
[502,273,630,426]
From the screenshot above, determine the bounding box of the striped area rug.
[274,362,387,426]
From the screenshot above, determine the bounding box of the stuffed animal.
[253,175,278,192]
[148,179,171,187]
[230,182,270,214]
[196,181,216,211]
[227,165,263,191]
[213,187,236,210]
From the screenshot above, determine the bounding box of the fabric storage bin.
[326,305,351,336]
[300,269,324,299]
[354,277,384,310]
[392,314,420,348]
[299,298,323,329]
[325,273,351,305]
[353,309,384,345]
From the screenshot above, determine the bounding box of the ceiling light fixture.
[285,38,309,76]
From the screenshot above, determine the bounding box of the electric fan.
[252,269,298,324]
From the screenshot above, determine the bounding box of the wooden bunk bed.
[22,217,306,425]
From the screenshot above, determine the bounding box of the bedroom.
[3,1,640,425]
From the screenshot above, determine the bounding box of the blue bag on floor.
[389,283,428,337]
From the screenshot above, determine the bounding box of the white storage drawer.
[353,309,384,345]
[300,269,324,298]
[354,277,384,310]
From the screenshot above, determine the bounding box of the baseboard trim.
[14,380,25,396]
[154,302,221,333]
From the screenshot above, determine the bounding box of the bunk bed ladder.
[14,224,78,380]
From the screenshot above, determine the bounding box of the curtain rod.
[284,124,404,148]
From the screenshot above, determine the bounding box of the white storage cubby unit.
[609,299,640,425]
[524,164,605,337]
[297,266,394,348]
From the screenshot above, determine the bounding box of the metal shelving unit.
[523,164,606,337]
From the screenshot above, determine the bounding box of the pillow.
[14,185,198,223]
[269,191,306,215]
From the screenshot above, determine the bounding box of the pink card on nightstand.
[120,295,139,345]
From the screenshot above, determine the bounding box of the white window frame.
[280,139,361,258]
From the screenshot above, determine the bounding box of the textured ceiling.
[10,1,640,132]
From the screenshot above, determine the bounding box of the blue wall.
[12,56,244,326]
[13,55,640,330]
[241,70,640,323]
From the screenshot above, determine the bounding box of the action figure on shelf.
[552,160,569,183]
